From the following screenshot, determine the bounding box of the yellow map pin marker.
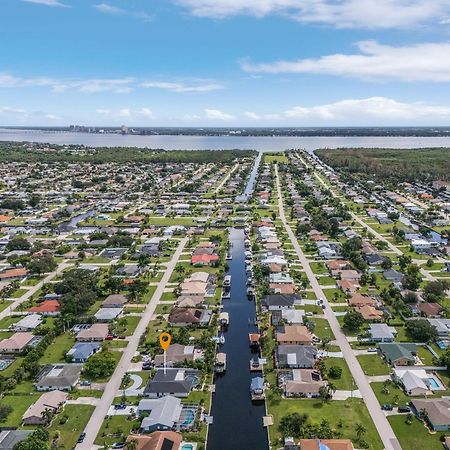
[159,332,171,351]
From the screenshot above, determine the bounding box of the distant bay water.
[1,128,450,152]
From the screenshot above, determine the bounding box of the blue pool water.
[182,445,194,450]
[181,410,195,426]
[428,378,440,388]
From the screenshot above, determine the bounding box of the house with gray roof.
[0,430,33,450]
[276,345,318,369]
[35,364,82,391]
[95,307,122,322]
[12,314,42,332]
[368,324,397,342]
[143,368,201,398]
[411,398,450,431]
[137,396,183,433]
[378,343,417,366]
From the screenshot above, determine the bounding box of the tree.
[279,412,309,438]
[83,350,116,379]
[0,404,13,422]
[14,428,50,450]
[403,264,422,291]
[319,385,330,403]
[343,310,365,332]
[125,439,138,450]
[6,237,31,251]
[328,366,342,379]
[398,255,412,271]
[423,280,450,303]
[405,319,437,342]
[27,255,57,275]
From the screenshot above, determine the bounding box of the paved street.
[275,164,401,450]
[77,237,188,449]
[0,260,70,322]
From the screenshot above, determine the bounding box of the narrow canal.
[207,227,269,450]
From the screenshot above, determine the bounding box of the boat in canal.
[247,287,255,299]
[223,275,231,287]
[214,352,227,373]
[250,376,265,401]
[219,312,229,328]
[249,333,260,351]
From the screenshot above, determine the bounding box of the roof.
[168,308,211,324]
[22,390,68,420]
[29,300,60,313]
[94,307,122,321]
[379,343,417,362]
[102,294,128,307]
[277,345,318,367]
[0,430,33,450]
[36,364,82,389]
[125,432,182,450]
[143,368,200,396]
[394,369,429,392]
[0,268,28,280]
[76,323,109,340]
[138,396,183,430]
[67,342,100,360]
[13,314,42,330]
[368,324,396,339]
[411,398,450,426]
[276,325,313,344]
[262,294,298,308]
[299,439,354,450]
[0,332,35,351]
[191,253,219,264]
[417,302,442,317]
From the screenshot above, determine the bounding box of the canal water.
[207,227,269,450]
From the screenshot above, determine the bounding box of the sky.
[2,0,450,126]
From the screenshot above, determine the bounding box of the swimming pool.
[428,377,440,389]
[181,445,194,450]
[180,409,195,426]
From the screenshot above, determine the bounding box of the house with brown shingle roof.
[275,325,313,345]
[22,390,68,426]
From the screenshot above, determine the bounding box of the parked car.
[113,404,127,410]
[398,406,411,413]
[381,404,393,411]
[367,348,378,353]
[79,380,91,387]
[111,443,125,449]
[77,433,86,443]
[105,335,114,340]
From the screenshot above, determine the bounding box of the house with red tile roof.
[29,300,61,316]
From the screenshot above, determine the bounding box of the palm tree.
[121,373,131,397]
[41,407,54,425]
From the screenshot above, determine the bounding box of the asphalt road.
[275,164,401,450]
[77,237,188,450]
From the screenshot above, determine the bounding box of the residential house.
[153,344,201,367]
[276,325,313,345]
[137,396,183,433]
[0,332,36,353]
[12,314,42,332]
[355,305,384,321]
[66,342,101,363]
[0,431,34,450]
[29,300,61,316]
[94,307,122,322]
[411,398,450,431]
[102,294,128,308]
[35,364,83,391]
[281,369,325,398]
[272,309,305,326]
[276,345,318,369]
[22,390,68,426]
[125,432,182,450]
[143,368,200,398]
[299,439,354,450]
[76,323,109,341]
[261,294,297,311]
[378,343,417,366]
[368,324,397,342]
[168,308,212,327]
[393,368,434,396]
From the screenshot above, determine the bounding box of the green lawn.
[10,288,28,298]
[267,398,383,450]
[388,415,443,450]
[357,354,391,376]
[371,381,409,406]
[0,300,13,313]
[323,357,355,390]
[95,415,140,447]
[312,318,336,340]
[40,333,76,365]
[47,405,95,450]
[0,394,40,427]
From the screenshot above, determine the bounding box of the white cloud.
[22,0,70,7]
[244,111,281,120]
[95,107,154,120]
[204,108,235,121]
[93,3,152,22]
[0,106,27,114]
[241,40,450,82]
[244,111,261,120]
[140,81,224,92]
[0,105,63,122]
[284,97,450,122]
[174,0,449,29]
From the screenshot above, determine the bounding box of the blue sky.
[2,0,450,126]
